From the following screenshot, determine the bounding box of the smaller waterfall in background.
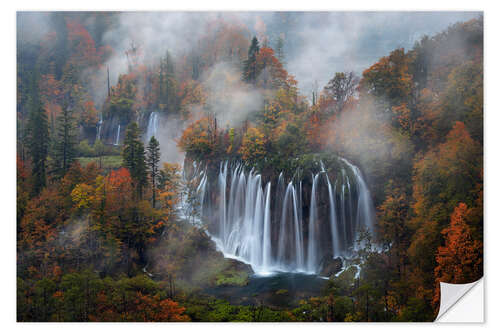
[96,113,103,141]
[146,112,159,142]
[114,124,121,145]
[188,158,376,275]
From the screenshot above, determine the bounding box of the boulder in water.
[214,258,253,286]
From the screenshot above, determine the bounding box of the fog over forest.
[18,12,478,95]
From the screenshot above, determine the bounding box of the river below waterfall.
[203,272,329,307]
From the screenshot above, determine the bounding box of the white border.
[2,1,497,332]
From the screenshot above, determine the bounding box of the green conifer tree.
[242,36,260,83]
[51,100,77,177]
[122,122,148,198]
[25,70,49,196]
[146,136,161,208]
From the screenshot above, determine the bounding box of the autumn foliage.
[433,203,483,305]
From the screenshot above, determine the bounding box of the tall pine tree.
[25,70,49,196]
[122,122,148,199]
[242,36,260,83]
[51,100,77,177]
[146,136,161,208]
[158,50,177,113]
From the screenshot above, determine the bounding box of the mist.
[201,62,264,127]
[17,11,481,166]
[102,12,480,95]
[18,11,481,101]
[153,114,186,165]
[280,12,481,94]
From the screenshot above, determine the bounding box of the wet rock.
[319,255,343,277]
[224,258,253,274]
[214,258,253,286]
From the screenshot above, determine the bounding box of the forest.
[17,12,483,322]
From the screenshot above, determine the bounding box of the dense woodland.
[17,13,482,321]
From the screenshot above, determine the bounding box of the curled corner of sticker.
[435,278,484,322]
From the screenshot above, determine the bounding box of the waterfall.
[114,124,121,145]
[276,182,303,271]
[96,113,103,141]
[189,158,375,275]
[307,173,319,273]
[218,162,228,243]
[277,183,288,265]
[262,182,272,270]
[326,174,341,256]
[214,164,273,271]
[197,172,207,218]
[146,112,159,141]
[250,175,264,266]
[291,184,304,270]
[342,158,375,236]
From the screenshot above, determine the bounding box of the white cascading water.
[96,113,103,141]
[191,159,375,275]
[210,164,275,273]
[277,181,304,271]
[306,173,319,272]
[325,174,341,256]
[146,112,159,142]
[196,171,208,218]
[341,158,375,236]
[114,124,121,145]
[262,183,272,269]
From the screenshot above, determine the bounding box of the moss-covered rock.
[275,289,288,295]
[148,220,254,291]
[214,261,251,287]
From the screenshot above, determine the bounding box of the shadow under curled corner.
[435,278,484,322]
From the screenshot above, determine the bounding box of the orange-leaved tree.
[433,203,483,306]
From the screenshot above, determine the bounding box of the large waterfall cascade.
[188,158,375,275]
